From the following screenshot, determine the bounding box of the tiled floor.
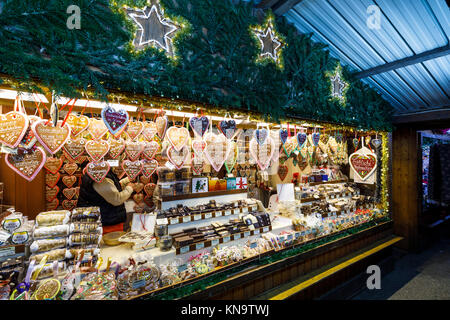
[353,235,450,300]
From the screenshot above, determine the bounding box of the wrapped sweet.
[33,225,70,239]
[68,233,102,247]
[71,207,101,223]
[71,272,118,300]
[30,238,67,253]
[30,248,67,263]
[35,210,70,227]
[69,222,102,234]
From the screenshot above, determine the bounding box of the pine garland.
[0,0,393,130]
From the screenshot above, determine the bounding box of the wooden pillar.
[392,125,419,251]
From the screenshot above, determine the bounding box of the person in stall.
[77,170,134,234]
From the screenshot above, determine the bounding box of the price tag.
[294,232,300,239]
[234,233,241,240]
[204,212,213,219]
[263,226,269,233]
[241,207,248,213]
[194,214,201,221]
[224,209,232,216]
[287,234,293,240]
[107,159,119,167]
[156,218,168,225]
[251,205,258,212]
[223,236,230,243]
[195,242,204,250]
[170,217,179,225]
[254,229,260,235]
[244,231,250,237]
[211,239,219,246]
[182,216,191,223]
[180,246,190,254]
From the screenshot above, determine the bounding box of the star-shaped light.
[330,68,347,101]
[255,24,282,62]
[126,0,180,55]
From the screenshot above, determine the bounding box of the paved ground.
[353,234,450,300]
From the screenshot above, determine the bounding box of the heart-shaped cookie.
[204,133,230,172]
[191,154,203,175]
[75,155,88,164]
[125,141,144,161]
[62,175,78,188]
[66,114,90,137]
[62,200,77,211]
[33,120,71,154]
[312,132,321,146]
[126,121,144,141]
[63,138,86,161]
[19,115,40,149]
[86,161,110,183]
[122,160,143,181]
[284,136,298,157]
[141,159,158,178]
[45,186,59,202]
[0,111,29,148]
[88,118,108,140]
[278,164,289,181]
[101,105,129,136]
[85,140,110,162]
[349,152,377,181]
[279,129,288,145]
[133,193,144,204]
[297,132,307,148]
[63,187,78,200]
[143,195,154,207]
[133,182,144,193]
[249,137,275,171]
[166,126,189,152]
[142,121,158,141]
[167,145,189,170]
[108,138,125,159]
[46,198,59,211]
[371,138,381,148]
[139,175,151,185]
[112,166,125,179]
[219,120,237,140]
[44,157,63,174]
[192,139,207,156]
[63,162,78,175]
[45,172,61,188]
[142,140,160,160]
[143,183,156,196]
[254,128,268,146]
[189,116,209,137]
[155,116,168,140]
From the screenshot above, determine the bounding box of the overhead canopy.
[261,0,449,121]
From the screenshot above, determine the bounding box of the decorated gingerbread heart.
[133,193,144,204]
[219,120,237,140]
[44,157,63,174]
[167,145,189,170]
[46,198,59,211]
[155,116,168,140]
[166,126,189,152]
[46,186,59,202]
[204,133,230,172]
[85,140,110,162]
[126,120,144,141]
[141,159,158,178]
[66,114,90,137]
[62,175,78,188]
[142,121,158,141]
[125,141,144,161]
[192,139,207,156]
[62,200,77,211]
[139,175,151,185]
[19,115,40,150]
[45,172,61,188]
[101,105,129,136]
[189,116,209,138]
[191,154,203,175]
[0,111,29,148]
[33,120,71,154]
[108,138,125,159]
[254,128,269,146]
[279,129,288,145]
[277,164,289,181]
[63,162,78,175]
[297,132,307,148]
[143,183,156,196]
[142,140,159,160]
[86,161,110,183]
[349,152,377,180]
[63,138,86,161]
[88,118,108,140]
[249,137,275,171]
[122,160,143,181]
[63,187,78,200]
[133,182,144,193]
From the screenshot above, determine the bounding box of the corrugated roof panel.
[427,0,450,39]
[363,77,411,111]
[422,56,450,96]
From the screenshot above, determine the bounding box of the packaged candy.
[30,249,67,263]
[69,222,102,234]
[68,233,102,246]
[30,238,67,254]
[35,210,70,227]
[33,225,70,239]
[71,207,101,223]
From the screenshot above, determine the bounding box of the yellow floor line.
[270,236,403,300]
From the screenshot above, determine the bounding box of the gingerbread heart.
[191,154,203,175]
[88,118,108,140]
[86,161,110,183]
[112,166,125,179]
[278,164,289,181]
[131,182,144,193]
[66,114,90,137]
[33,120,71,154]
[46,186,59,202]
[284,136,298,157]
[63,162,78,175]
[101,105,129,136]
[85,140,110,162]
[279,129,288,145]
[297,132,307,147]
[134,202,147,213]
[166,126,189,152]
[133,193,144,204]
[63,138,86,161]
[139,176,151,185]
[45,172,61,188]
[46,198,59,211]
[62,199,77,211]
[126,121,144,141]
[141,159,158,178]
[63,187,78,200]
[44,157,63,174]
[371,138,381,148]
[312,132,320,146]
[108,138,125,159]
[249,136,275,171]
[19,115,40,149]
[349,152,377,180]
[167,145,189,170]
[62,175,78,188]
[142,121,158,141]
[254,128,269,146]
[75,155,87,164]
[219,120,237,140]
[204,133,230,172]
[125,141,144,161]
[189,116,209,138]
[122,160,143,181]
[144,183,156,196]
[143,195,154,207]
[155,116,168,140]
[142,140,159,160]
[192,139,207,156]
[0,111,29,148]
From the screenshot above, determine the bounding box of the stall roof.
[267,0,449,117]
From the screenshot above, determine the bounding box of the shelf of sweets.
[175,225,272,255]
[307,179,347,186]
[159,189,247,202]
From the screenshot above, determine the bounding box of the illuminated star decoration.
[330,66,347,103]
[254,22,283,63]
[126,0,180,56]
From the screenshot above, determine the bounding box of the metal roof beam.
[392,107,450,124]
[354,44,450,79]
[273,0,304,15]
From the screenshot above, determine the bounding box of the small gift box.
[226,178,236,190]
[192,177,208,193]
[208,179,221,192]
[235,177,247,190]
[218,179,227,191]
